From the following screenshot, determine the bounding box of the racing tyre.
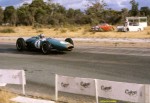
[65,38,74,46]
[16,38,26,51]
[65,38,74,51]
[41,41,51,54]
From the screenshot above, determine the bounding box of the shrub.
[33,23,42,29]
[54,28,59,31]
[82,29,89,35]
[60,29,67,33]
[147,32,150,35]
[69,28,76,32]
[36,29,43,33]
[90,31,96,34]
[46,25,52,29]
[0,28,15,33]
[68,26,79,32]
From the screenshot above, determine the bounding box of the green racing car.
[16,34,74,54]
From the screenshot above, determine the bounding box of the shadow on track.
[0,44,67,55]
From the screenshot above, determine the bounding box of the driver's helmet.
[39,34,45,39]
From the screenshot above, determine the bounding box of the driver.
[38,34,46,41]
[39,34,45,39]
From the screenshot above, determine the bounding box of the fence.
[55,74,148,103]
[0,70,149,102]
[0,69,26,94]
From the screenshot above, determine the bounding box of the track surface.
[0,43,150,100]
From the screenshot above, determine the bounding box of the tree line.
[0,0,149,27]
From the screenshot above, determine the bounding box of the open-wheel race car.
[16,34,74,54]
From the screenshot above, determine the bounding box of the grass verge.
[0,26,150,39]
[0,89,17,103]
[0,28,15,33]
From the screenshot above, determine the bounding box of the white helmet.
[39,34,45,38]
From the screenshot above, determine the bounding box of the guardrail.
[1,69,150,102]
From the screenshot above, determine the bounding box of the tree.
[120,8,129,23]
[3,0,148,26]
[121,8,129,17]
[74,9,84,24]
[30,0,46,8]
[29,0,47,25]
[76,15,91,24]
[17,5,32,25]
[35,8,48,24]
[0,7,3,24]
[54,4,66,14]
[102,9,121,25]
[66,8,75,18]
[4,6,17,25]
[140,7,150,16]
[129,0,139,16]
[86,0,106,15]
[86,0,107,10]
[85,0,107,25]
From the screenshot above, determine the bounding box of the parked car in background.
[91,23,114,32]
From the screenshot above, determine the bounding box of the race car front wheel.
[65,38,74,46]
[41,41,51,54]
[65,38,74,51]
[16,38,26,51]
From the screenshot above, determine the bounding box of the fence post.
[55,74,58,101]
[21,70,25,95]
[95,79,99,103]
[145,84,150,103]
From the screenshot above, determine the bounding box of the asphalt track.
[0,43,150,101]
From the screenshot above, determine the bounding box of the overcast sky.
[0,0,150,10]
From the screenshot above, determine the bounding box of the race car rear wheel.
[41,41,51,54]
[16,38,26,51]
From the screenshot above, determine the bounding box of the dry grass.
[0,89,17,103]
[0,89,53,103]
[0,26,150,39]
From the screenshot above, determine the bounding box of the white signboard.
[55,74,96,101]
[0,83,7,86]
[0,69,26,94]
[145,85,150,103]
[97,79,145,103]
[11,96,55,103]
[56,75,96,96]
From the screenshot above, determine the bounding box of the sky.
[0,0,150,10]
